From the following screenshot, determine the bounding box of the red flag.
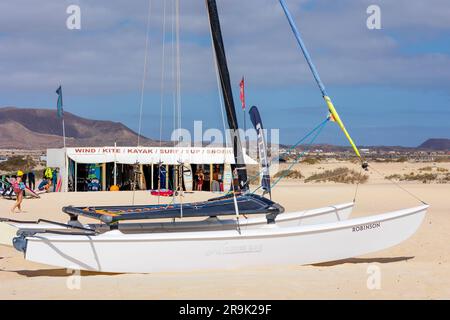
[239,77,245,110]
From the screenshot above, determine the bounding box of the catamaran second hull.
[15,205,427,273]
[110,201,354,232]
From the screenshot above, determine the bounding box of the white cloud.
[0,0,449,96]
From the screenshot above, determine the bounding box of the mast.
[205,0,248,191]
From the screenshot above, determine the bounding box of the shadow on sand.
[2,269,122,278]
[1,257,415,276]
[313,256,414,267]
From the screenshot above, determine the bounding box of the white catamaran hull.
[21,205,427,273]
[0,202,353,247]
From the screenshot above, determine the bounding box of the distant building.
[47,147,257,193]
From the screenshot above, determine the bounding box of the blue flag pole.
[56,85,66,149]
[56,85,67,192]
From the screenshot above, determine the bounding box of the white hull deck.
[20,205,427,273]
[0,202,353,247]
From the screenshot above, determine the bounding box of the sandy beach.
[0,162,449,300]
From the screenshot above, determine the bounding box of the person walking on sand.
[11,170,26,213]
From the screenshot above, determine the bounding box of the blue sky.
[0,0,449,147]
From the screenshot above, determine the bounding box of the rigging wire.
[137,0,153,147]
[133,0,152,206]
[158,0,186,213]
[268,117,329,190]
[171,0,177,147]
[159,0,167,147]
[245,117,426,206]
[369,165,428,205]
[175,0,184,213]
[352,165,364,203]
[157,1,168,205]
[170,0,178,210]
[176,0,182,145]
[246,117,331,192]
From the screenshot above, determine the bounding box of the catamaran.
[0,0,427,273]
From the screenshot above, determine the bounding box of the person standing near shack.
[196,169,204,191]
[22,171,27,187]
[11,170,26,213]
[28,171,35,190]
[212,165,221,192]
[52,168,58,192]
[44,167,53,190]
[232,167,239,192]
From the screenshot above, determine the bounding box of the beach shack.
[46,147,257,193]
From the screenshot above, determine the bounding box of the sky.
[0,0,449,147]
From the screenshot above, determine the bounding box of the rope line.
[137,0,153,147]
[269,118,329,190]
[159,0,167,148]
[369,165,428,205]
[353,165,363,203]
[176,0,182,145]
[246,117,330,192]
[281,117,331,158]
[133,0,152,205]
[171,0,177,147]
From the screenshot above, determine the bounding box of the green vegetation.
[435,156,450,163]
[274,169,303,180]
[386,174,402,180]
[418,166,448,173]
[301,157,321,165]
[305,167,368,184]
[246,165,260,177]
[387,166,450,183]
[396,156,408,163]
[0,156,36,173]
[402,172,437,183]
[373,156,408,163]
[246,165,261,185]
[387,172,439,183]
[441,173,450,183]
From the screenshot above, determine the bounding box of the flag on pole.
[56,86,64,118]
[239,77,245,110]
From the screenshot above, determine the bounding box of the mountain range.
[0,107,158,149]
[418,139,450,151]
[0,107,448,151]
